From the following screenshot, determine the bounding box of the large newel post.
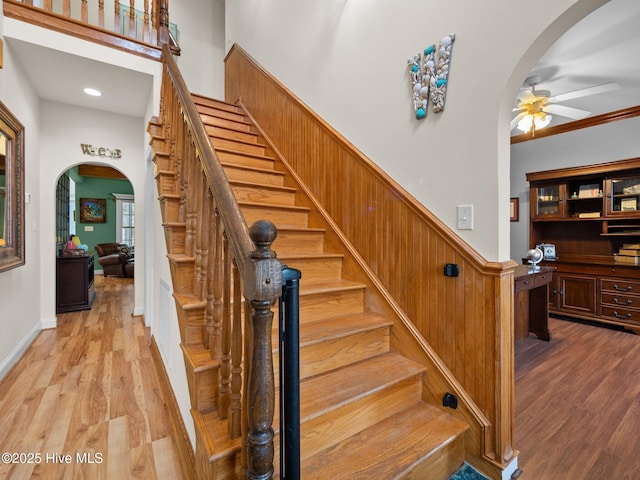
[244,221,282,480]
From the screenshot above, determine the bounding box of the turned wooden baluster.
[81,0,88,23]
[245,221,279,480]
[114,1,121,35]
[203,195,216,350]
[63,0,70,17]
[143,0,151,43]
[209,210,224,358]
[218,234,232,418]
[98,0,105,28]
[229,260,243,439]
[43,1,52,12]
[193,167,205,296]
[198,180,211,302]
[128,0,136,38]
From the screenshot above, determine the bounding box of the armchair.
[95,243,133,277]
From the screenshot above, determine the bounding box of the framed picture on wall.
[79,198,106,223]
[510,197,519,222]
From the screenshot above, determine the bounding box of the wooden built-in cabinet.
[527,157,640,333]
[56,255,96,313]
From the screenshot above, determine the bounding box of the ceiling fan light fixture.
[517,112,552,133]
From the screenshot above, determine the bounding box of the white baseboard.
[41,317,57,329]
[0,322,42,380]
[502,456,520,480]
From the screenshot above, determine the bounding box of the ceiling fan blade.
[544,103,591,120]
[510,111,528,131]
[548,82,620,103]
[516,89,537,104]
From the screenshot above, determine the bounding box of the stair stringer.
[237,101,508,480]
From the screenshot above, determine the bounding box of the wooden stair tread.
[181,344,219,372]
[239,200,309,212]
[192,409,243,462]
[272,312,391,349]
[217,147,276,163]
[229,179,295,193]
[191,94,241,113]
[173,292,205,309]
[221,161,285,177]
[295,402,469,480]
[299,353,425,418]
[299,278,365,295]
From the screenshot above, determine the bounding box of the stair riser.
[241,205,309,228]
[184,355,219,411]
[211,137,265,156]
[205,124,258,144]
[277,376,423,463]
[197,105,246,123]
[299,288,364,322]
[164,224,186,254]
[231,184,296,206]
[156,172,177,195]
[153,151,172,172]
[279,257,342,282]
[274,327,390,384]
[159,196,180,223]
[272,231,325,255]
[193,97,243,115]
[401,436,465,480]
[217,150,275,170]
[223,166,285,186]
[169,260,194,294]
[175,304,205,347]
[200,113,253,132]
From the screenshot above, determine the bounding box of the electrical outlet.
[457,204,473,230]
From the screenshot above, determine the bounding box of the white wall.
[224,0,610,261]
[38,101,149,324]
[0,31,43,378]
[510,117,640,260]
[171,0,225,99]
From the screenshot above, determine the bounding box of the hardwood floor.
[0,275,185,480]
[515,316,640,479]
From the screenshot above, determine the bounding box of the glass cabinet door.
[607,176,640,216]
[533,183,564,219]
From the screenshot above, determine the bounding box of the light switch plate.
[84,226,94,232]
[457,205,473,230]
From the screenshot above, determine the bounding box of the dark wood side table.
[514,264,554,342]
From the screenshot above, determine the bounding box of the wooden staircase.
[151,92,470,479]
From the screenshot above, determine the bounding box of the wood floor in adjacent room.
[515,316,640,480]
[0,275,184,480]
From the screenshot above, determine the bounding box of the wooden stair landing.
[152,93,470,479]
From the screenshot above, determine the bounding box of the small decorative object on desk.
[526,247,544,272]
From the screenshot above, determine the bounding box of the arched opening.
[507,1,640,476]
[55,162,136,314]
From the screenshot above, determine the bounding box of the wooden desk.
[514,265,554,342]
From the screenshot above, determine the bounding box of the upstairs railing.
[3,0,179,59]
[159,44,283,479]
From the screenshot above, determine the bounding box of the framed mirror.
[0,101,25,272]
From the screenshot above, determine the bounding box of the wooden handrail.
[160,43,282,478]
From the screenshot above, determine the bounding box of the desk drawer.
[515,276,534,293]
[601,278,640,294]
[601,306,640,324]
[601,293,640,310]
[534,272,553,287]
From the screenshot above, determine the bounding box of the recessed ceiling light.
[83,87,102,97]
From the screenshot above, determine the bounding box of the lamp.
[517,111,552,134]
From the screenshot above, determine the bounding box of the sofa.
[95,243,133,277]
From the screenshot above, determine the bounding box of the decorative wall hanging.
[79,198,106,223]
[407,34,455,119]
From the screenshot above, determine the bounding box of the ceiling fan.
[511,75,620,135]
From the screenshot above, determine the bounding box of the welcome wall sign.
[407,34,455,119]
[80,143,122,159]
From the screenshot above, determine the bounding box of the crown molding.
[511,105,640,144]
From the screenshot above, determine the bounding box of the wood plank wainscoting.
[224,44,518,477]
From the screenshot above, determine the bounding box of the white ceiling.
[6,0,640,124]
[515,0,640,131]
[6,37,152,118]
